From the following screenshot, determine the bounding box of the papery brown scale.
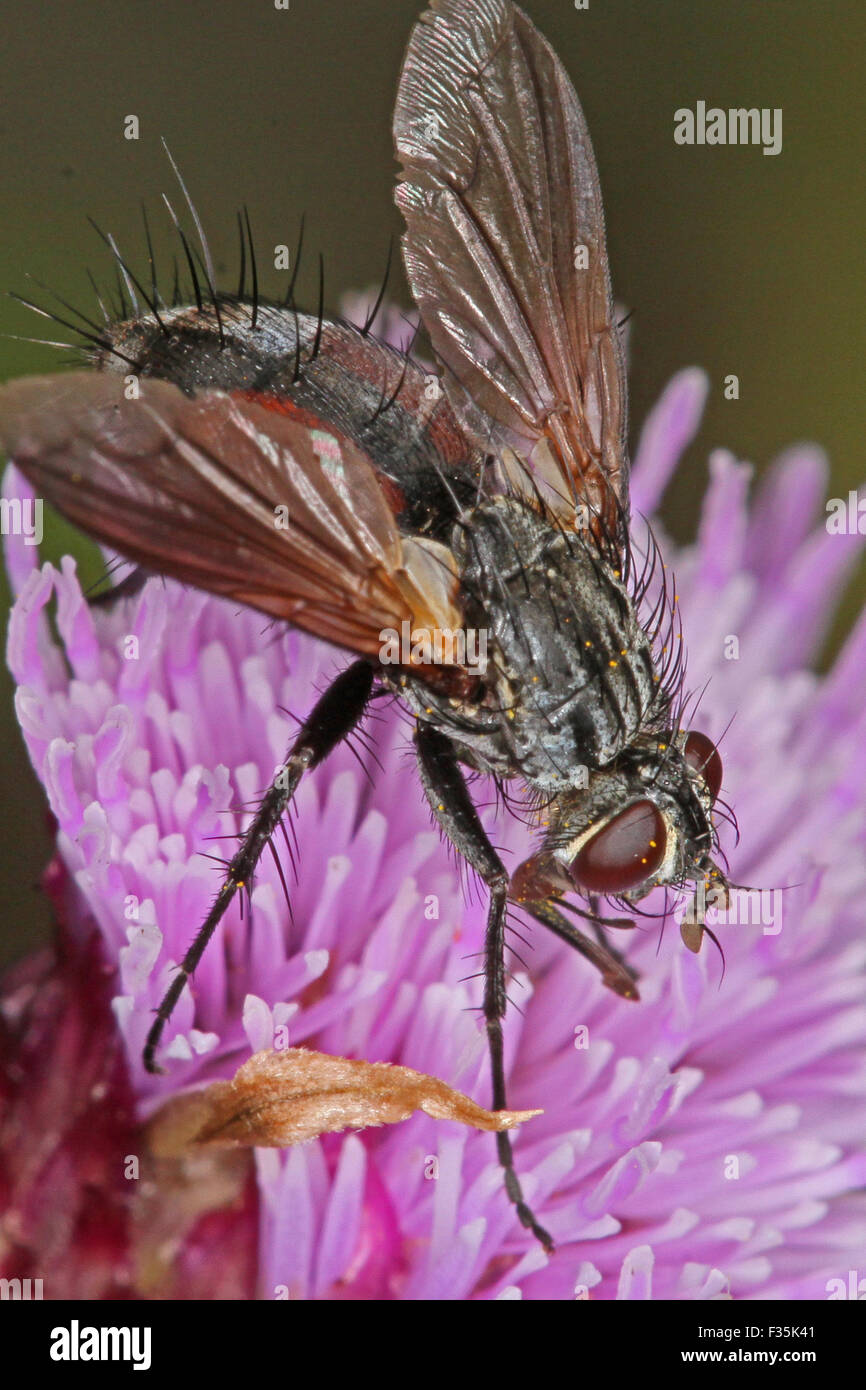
[148,1048,542,1155]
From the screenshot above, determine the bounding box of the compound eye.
[569,800,666,895]
[684,730,723,801]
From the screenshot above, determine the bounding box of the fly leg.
[143,659,375,1074]
[521,898,640,1001]
[548,893,641,993]
[414,723,553,1252]
[587,892,640,991]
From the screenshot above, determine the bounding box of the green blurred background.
[1,0,864,965]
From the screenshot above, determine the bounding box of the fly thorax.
[448,498,661,786]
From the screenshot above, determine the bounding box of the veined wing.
[394,0,628,542]
[0,371,463,660]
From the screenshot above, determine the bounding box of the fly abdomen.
[94,300,481,543]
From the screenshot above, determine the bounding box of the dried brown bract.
[148,1048,542,1158]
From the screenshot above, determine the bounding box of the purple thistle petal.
[630,368,709,517]
[747,444,829,583]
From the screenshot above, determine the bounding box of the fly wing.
[393,0,628,540]
[0,371,463,659]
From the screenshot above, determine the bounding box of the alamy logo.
[0,1277,43,1299]
[379,620,489,673]
[0,495,43,545]
[49,1320,152,1371]
[675,102,782,156]
[826,1270,866,1299]
[674,882,783,935]
[826,491,866,534]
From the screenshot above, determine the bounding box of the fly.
[0,0,733,1252]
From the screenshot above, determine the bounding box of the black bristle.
[87,217,169,334]
[162,139,224,346]
[236,210,247,299]
[141,202,161,310]
[284,212,305,307]
[162,195,203,311]
[361,237,393,336]
[310,253,324,361]
[243,205,259,330]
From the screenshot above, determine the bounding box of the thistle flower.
[3,365,866,1301]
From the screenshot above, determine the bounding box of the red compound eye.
[569,800,666,895]
[684,730,723,801]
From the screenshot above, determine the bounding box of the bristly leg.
[521,898,640,1001]
[143,659,375,1074]
[414,723,554,1253]
[586,891,640,991]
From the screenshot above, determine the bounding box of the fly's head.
[511,728,730,949]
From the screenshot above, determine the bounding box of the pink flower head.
[3,362,866,1300]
